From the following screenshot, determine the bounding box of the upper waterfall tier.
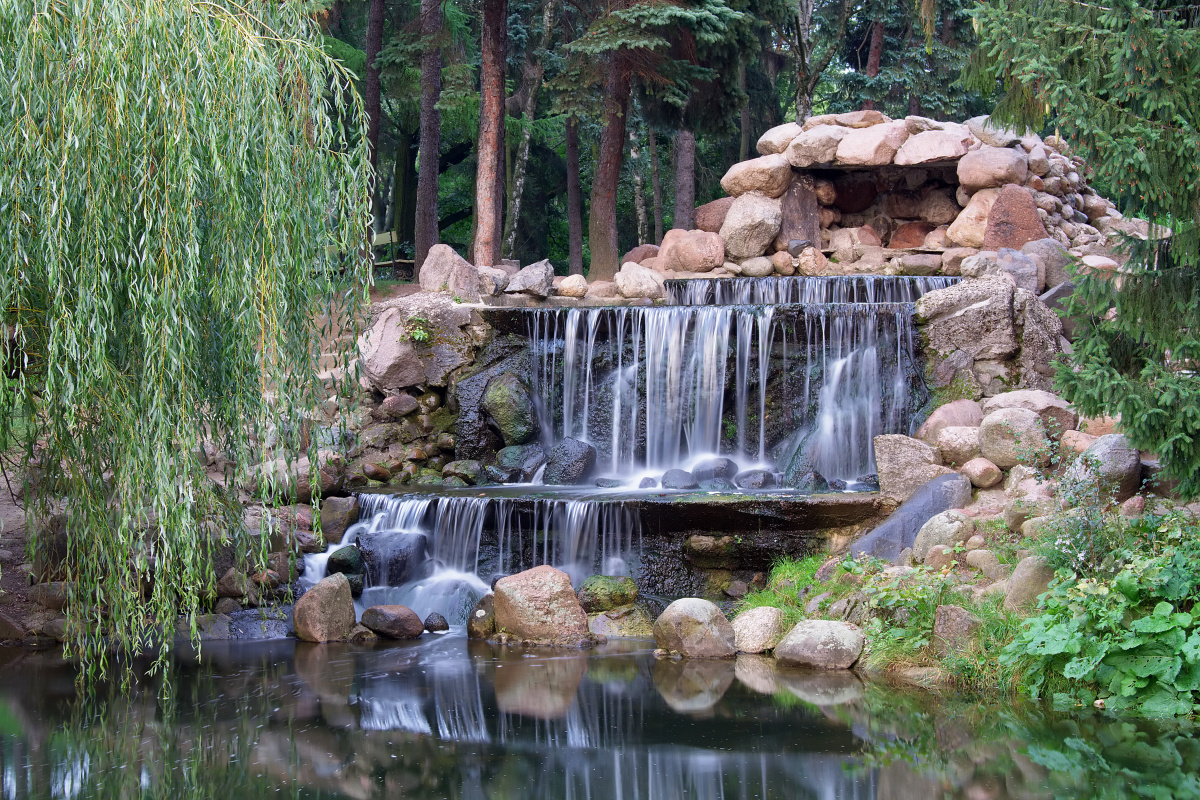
[663,275,957,306]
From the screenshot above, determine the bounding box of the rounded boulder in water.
[361,605,424,639]
[692,458,739,483]
[481,373,540,446]
[638,477,658,489]
[467,594,496,639]
[542,438,597,485]
[423,612,450,633]
[732,469,777,490]
[661,469,699,490]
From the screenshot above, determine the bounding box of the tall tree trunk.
[673,129,695,230]
[587,66,630,280]
[364,0,385,171]
[503,1,555,259]
[415,0,442,272]
[394,131,418,249]
[630,129,648,246]
[321,0,344,33]
[738,60,751,162]
[648,126,663,245]
[474,0,507,266]
[795,0,851,122]
[863,19,885,110]
[565,116,584,275]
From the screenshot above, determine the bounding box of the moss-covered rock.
[577,575,638,613]
[481,372,539,446]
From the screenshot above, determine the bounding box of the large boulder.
[983,185,1050,251]
[653,598,737,658]
[776,177,821,255]
[294,573,356,642]
[957,147,1029,192]
[504,259,555,297]
[1022,238,1073,288]
[834,121,910,166]
[731,606,788,654]
[874,435,954,502]
[935,426,981,466]
[360,605,424,639]
[962,456,1003,488]
[494,565,589,641]
[621,243,659,265]
[576,575,638,613]
[542,437,597,485]
[947,188,1000,248]
[720,192,783,260]
[774,620,865,669]
[357,531,428,586]
[615,262,666,299]
[658,229,725,272]
[481,372,539,446]
[893,126,973,165]
[719,153,793,198]
[694,198,737,233]
[849,473,972,563]
[357,293,479,392]
[785,125,851,168]
[993,248,1043,294]
[320,496,359,544]
[916,399,984,444]
[756,121,803,155]
[916,274,1019,367]
[982,390,1077,440]
[1004,556,1055,612]
[1065,434,1142,502]
[979,407,1049,469]
[965,116,1024,147]
[913,510,974,563]
[467,594,496,639]
[419,244,482,302]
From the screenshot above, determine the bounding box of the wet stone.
[423,612,450,633]
[733,469,776,490]
[661,469,699,490]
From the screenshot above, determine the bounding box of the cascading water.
[526,276,952,485]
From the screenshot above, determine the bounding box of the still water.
[0,634,1197,799]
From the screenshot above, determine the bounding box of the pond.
[0,634,1197,799]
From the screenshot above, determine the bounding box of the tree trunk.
[648,126,663,245]
[363,0,385,170]
[474,0,507,266]
[863,19,885,110]
[415,0,442,272]
[738,60,750,162]
[565,117,584,275]
[630,129,648,246]
[394,131,418,250]
[795,0,851,122]
[587,66,630,281]
[673,129,695,230]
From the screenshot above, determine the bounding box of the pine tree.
[971,0,1200,496]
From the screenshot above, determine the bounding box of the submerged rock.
[294,573,356,643]
[543,438,597,485]
[774,619,865,669]
[360,605,424,639]
[494,565,589,641]
[653,598,737,658]
[577,575,638,613]
[356,531,429,587]
[467,594,496,639]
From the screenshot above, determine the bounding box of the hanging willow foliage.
[0,0,371,674]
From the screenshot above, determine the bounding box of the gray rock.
[916,275,1019,364]
[495,443,546,481]
[1066,433,1142,502]
[1004,556,1056,612]
[424,612,450,633]
[965,116,1024,147]
[638,477,659,489]
[774,620,865,669]
[504,260,555,297]
[731,606,787,653]
[733,469,777,490]
[653,598,737,658]
[979,407,1049,469]
[965,549,1009,581]
[692,457,739,482]
[419,244,482,302]
[982,389,1078,440]
[874,434,954,502]
[1022,238,1072,288]
[542,438,597,485]
[996,248,1043,293]
[661,469,699,490]
[849,473,972,563]
[482,373,539,447]
[912,510,974,563]
[357,531,429,586]
[361,605,424,639]
[933,604,981,655]
[1040,281,1078,340]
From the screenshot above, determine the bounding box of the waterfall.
[664,274,957,306]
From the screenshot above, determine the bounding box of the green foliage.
[400,314,435,344]
[0,0,371,676]
[1004,512,1200,716]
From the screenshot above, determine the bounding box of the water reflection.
[0,637,1198,798]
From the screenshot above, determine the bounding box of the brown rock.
[888,221,936,249]
[983,184,1049,250]
[621,243,660,265]
[1061,430,1098,455]
[695,197,736,232]
[494,565,589,641]
[916,399,984,444]
[942,247,979,275]
[814,179,837,205]
[918,190,962,226]
[719,154,793,198]
[495,653,587,719]
[802,109,890,129]
[360,605,424,639]
[961,457,1003,488]
[1004,557,1055,612]
[933,605,981,655]
[294,573,356,642]
[947,188,1000,248]
[900,253,942,275]
[957,146,1029,192]
[658,229,725,273]
[833,175,878,213]
[819,207,842,227]
[770,251,794,272]
[923,227,950,248]
[785,124,852,167]
[777,175,821,252]
[857,224,883,247]
[835,121,910,166]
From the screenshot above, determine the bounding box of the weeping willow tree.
[0,0,371,673]
[969,0,1200,497]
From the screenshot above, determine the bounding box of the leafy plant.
[400,314,436,344]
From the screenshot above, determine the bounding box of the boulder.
[424,612,450,633]
[942,247,979,275]
[916,399,984,444]
[621,243,659,265]
[947,188,1000,248]
[360,605,424,639]
[982,390,1077,440]
[1020,239,1072,289]
[1065,434,1142,502]
[495,443,547,481]
[979,407,1049,469]
[692,457,739,483]
[653,658,735,712]
[994,247,1043,293]
[695,197,737,233]
[357,293,478,392]
[588,604,655,638]
[542,438,597,485]
[778,669,865,705]
[355,531,429,586]
[774,620,865,669]
[661,469,699,490]
[983,185,1049,251]
[379,393,419,419]
[294,573,356,642]
[585,280,620,300]
[874,434,954,502]
[733,469,777,490]
[961,457,1003,488]
[913,510,974,563]
[653,598,737,658]
[834,121,910,166]
[467,594,496,639]
[576,575,638,613]
[849,473,972,562]
[918,190,963,226]
[932,605,981,655]
[443,460,484,485]
[476,266,509,295]
[804,109,890,129]
[832,175,879,213]
[719,154,793,198]
[756,121,803,155]
[320,496,359,544]
[916,274,1019,363]
[615,261,666,299]
[481,372,539,446]
[965,116,1024,147]
[784,124,851,168]
[777,177,821,256]
[957,147,1029,192]
[1061,430,1098,455]
[557,274,588,298]
[1004,556,1055,612]
[419,243,482,302]
[731,606,788,654]
[936,426,981,466]
[720,192,783,260]
[504,260,555,297]
[738,256,775,277]
[494,565,589,641]
[658,229,725,273]
[888,221,936,249]
[893,126,973,165]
